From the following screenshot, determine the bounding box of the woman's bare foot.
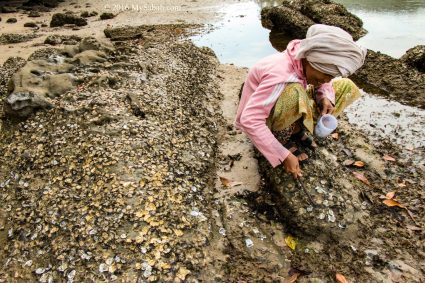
[291,125,317,149]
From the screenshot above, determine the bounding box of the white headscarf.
[295,24,367,77]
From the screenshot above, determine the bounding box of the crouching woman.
[235,24,367,178]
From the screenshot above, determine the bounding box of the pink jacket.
[234,40,335,168]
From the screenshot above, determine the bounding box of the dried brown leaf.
[383,199,404,208]
[352,171,370,186]
[343,159,354,166]
[336,273,349,283]
[383,155,396,162]
[331,132,339,140]
[284,272,300,283]
[385,191,396,199]
[353,161,365,168]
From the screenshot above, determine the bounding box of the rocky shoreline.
[0,24,224,282]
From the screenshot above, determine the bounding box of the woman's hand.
[283,153,302,179]
[318,97,335,115]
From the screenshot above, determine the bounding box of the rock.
[256,146,368,240]
[6,18,17,24]
[99,12,115,20]
[351,50,425,109]
[261,0,367,40]
[3,37,112,117]
[27,47,62,61]
[401,45,425,72]
[44,34,82,45]
[1,6,18,13]
[81,11,98,18]
[4,91,54,117]
[24,22,38,28]
[0,57,26,97]
[28,11,41,17]
[50,13,87,27]
[104,24,196,41]
[0,33,39,44]
[104,26,146,41]
[80,11,89,17]
[23,0,62,8]
[261,6,314,39]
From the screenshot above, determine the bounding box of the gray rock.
[0,33,39,44]
[401,45,425,73]
[24,22,38,28]
[44,34,82,45]
[104,24,193,41]
[351,50,425,109]
[99,12,115,20]
[50,13,87,27]
[81,11,98,18]
[6,18,17,24]
[261,0,367,40]
[28,11,41,17]
[0,57,26,97]
[3,37,111,117]
[256,146,368,240]
[1,6,18,13]
[261,6,314,39]
[23,0,61,9]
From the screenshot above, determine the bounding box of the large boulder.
[257,144,369,240]
[351,50,425,109]
[401,45,425,73]
[3,38,111,117]
[261,0,367,40]
[50,12,87,27]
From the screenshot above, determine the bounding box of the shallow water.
[334,0,425,58]
[191,0,425,66]
[191,1,275,67]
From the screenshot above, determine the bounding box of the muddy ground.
[1,1,424,282]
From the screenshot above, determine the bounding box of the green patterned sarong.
[266,78,362,142]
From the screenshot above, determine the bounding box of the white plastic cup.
[315,114,338,138]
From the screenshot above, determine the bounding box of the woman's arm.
[315,82,335,105]
[316,82,336,115]
[238,76,290,168]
